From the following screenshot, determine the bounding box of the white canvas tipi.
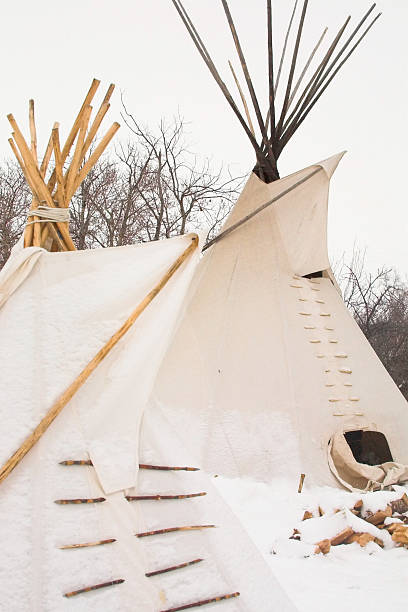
[1,1,407,610]
[152,153,408,492]
[159,0,408,493]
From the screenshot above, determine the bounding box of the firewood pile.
[291,493,408,555]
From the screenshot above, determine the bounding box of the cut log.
[391,524,408,546]
[390,493,408,515]
[289,528,301,540]
[365,505,392,525]
[314,539,331,555]
[343,532,360,545]
[344,531,383,548]
[357,533,375,547]
[330,527,354,546]
[386,522,402,534]
[350,499,363,515]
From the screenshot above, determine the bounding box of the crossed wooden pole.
[7,78,120,252]
[0,234,199,485]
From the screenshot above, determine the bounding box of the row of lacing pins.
[57,459,240,611]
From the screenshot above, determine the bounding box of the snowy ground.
[213,476,408,611]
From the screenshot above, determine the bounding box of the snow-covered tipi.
[0,1,407,611]
[0,83,297,610]
[152,0,408,494]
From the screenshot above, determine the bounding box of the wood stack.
[297,493,408,554]
[7,79,120,252]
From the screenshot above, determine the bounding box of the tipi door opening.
[344,430,393,466]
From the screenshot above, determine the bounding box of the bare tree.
[68,114,242,249]
[120,106,242,242]
[339,250,408,399]
[0,160,31,268]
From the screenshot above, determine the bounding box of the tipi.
[0,82,297,610]
[0,1,407,611]
[152,0,408,493]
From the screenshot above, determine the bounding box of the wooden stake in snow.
[0,235,199,486]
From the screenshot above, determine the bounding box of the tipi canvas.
[152,154,408,492]
[0,234,297,611]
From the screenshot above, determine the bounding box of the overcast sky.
[1,0,406,274]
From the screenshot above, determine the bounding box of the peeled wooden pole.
[67,122,120,203]
[0,234,199,485]
[8,115,76,251]
[47,78,100,194]
[28,100,42,247]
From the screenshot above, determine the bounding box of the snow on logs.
[295,493,408,554]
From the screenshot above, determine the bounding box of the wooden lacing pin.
[320,312,331,317]
[64,579,124,598]
[339,368,352,374]
[59,538,116,550]
[290,284,303,288]
[136,525,215,538]
[329,340,338,344]
[325,383,335,387]
[315,299,325,304]
[316,354,325,358]
[309,339,321,343]
[328,398,340,403]
[298,473,305,493]
[304,325,316,329]
[298,297,308,302]
[349,397,360,402]
[54,497,105,505]
[145,558,203,578]
[59,460,200,471]
[335,353,348,358]
[139,464,199,471]
[160,592,240,612]
[310,287,320,291]
[59,459,92,466]
[126,492,206,501]
[298,312,312,316]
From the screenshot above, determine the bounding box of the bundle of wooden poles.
[172,0,381,183]
[8,78,120,252]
